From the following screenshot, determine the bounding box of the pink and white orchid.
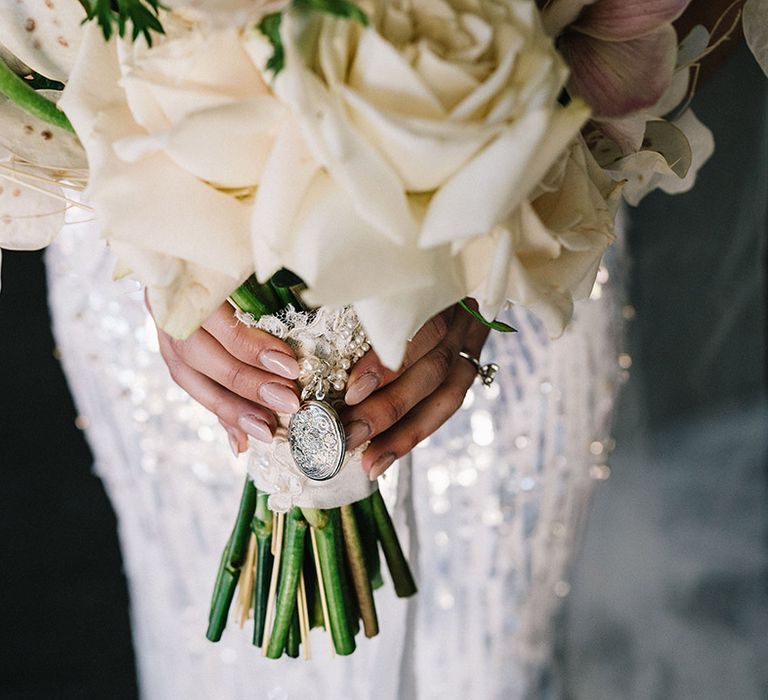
[541,0,693,118]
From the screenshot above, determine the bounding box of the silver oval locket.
[288,400,346,481]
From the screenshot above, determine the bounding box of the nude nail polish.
[237,415,273,443]
[345,420,371,450]
[261,351,300,380]
[345,372,380,405]
[227,430,241,457]
[259,383,300,414]
[369,452,396,481]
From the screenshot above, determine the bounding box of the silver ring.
[459,351,499,387]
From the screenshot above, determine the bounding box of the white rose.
[249,0,588,368]
[60,14,285,337]
[461,139,620,334]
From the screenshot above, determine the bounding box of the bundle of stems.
[207,481,416,658]
[206,275,417,657]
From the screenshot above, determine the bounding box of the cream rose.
[460,139,621,334]
[248,0,589,367]
[60,12,285,337]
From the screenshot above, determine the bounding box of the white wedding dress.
[46,216,623,699]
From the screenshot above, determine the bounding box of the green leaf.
[259,1,367,76]
[258,12,285,75]
[270,268,304,288]
[459,300,517,333]
[81,0,166,47]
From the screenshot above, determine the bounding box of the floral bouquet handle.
[206,275,416,658]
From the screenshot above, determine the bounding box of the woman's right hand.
[153,301,301,456]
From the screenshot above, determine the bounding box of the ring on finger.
[458,350,499,387]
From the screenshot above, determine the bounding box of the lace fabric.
[46,214,623,699]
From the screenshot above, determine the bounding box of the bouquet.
[1,0,767,660]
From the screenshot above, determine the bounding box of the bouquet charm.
[287,314,370,482]
[206,277,416,659]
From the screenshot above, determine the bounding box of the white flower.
[0,91,87,291]
[0,0,86,289]
[606,110,714,206]
[0,0,85,82]
[60,15,285,338]
[248,0,588,367]
[462,139,620,334]
[163,0,290,29]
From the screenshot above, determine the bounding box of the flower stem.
[251,494,274,647]
[206,536,238,642]
[312,512,356,655]
[266,508,307,659]
[340,504,379,638]
[353,495,383,589]
[332,508,360,638]
[206,478,258,641]
[371,489,417,598]
[285,604,301,658]
[0,56,74,133]
[228,479,258,569]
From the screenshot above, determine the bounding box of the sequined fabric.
[46,214,623,699]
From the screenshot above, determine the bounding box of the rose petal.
[0,0,84,81]
[342,86,500,192]
[420,100,589,247]
[353,246,465,370]
[114,97,284,189]
[120,28,268,132]
[278,172,438,307]
[562,26,678,118]
[576,0,691,42]
[114,240,244,340]
[346,22,447,119]
[250,122,320,283]
[273,12,418,246]
[61,25,253,279]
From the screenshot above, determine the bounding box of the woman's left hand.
[341,302,491,480]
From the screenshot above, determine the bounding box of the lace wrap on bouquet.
[236,306,376,512]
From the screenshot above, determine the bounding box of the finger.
[343,322,469,450]
[344,307,454,406]
[361,315,490,478]
[362,359,477,479]
[219,419,249,457]
[160,328,300,414]
[203,303,299,379]
[165,359,276,442]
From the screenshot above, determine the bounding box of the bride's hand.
[342,303,491,480]
[153,301,301,455]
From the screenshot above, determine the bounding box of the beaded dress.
[46,214,623,699]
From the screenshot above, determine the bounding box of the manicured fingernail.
[259,382,300,414]
[261,351,299,380]
[369,452,396,481]
[227,430,242,457]
[345,420,370,450]
[237,415,273,443]
[345,372,380,405]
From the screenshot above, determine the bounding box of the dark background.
[0,45,766,700]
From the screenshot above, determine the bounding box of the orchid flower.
[542,0,692,118]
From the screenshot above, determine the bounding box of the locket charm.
[288,400,346,481]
